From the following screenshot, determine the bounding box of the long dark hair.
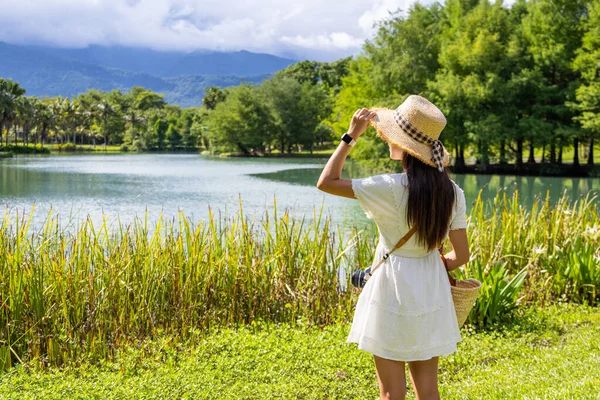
[402,153,455,251]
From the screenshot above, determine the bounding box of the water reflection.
[1,155,598,233]
[450,174,599,208]
[252,167,600,208]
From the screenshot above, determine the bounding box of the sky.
[0,0,516,61]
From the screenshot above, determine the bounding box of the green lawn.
[534,143,600,164]
[47,144,123,152]
[1,302,598,399]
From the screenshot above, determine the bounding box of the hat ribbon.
[393,110,445,172]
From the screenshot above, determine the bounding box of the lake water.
[1,154,599,231]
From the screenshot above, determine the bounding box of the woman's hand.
[348,108,377,139]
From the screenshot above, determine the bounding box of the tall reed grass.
[0,190,598,369]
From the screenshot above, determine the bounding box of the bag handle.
[367,225,456,286]
[367,225,418,276]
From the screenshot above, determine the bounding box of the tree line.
[200,57,350,155]
[0,57,350,155]
[0,82,202,152]
[334,0,599,171]
[1,0,599,171]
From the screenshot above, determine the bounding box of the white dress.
[346,172,467,361]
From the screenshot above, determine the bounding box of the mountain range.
[0,42,297,107]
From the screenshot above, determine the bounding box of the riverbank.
[1,302,597,399]
[2,142,600,177]
[452,161,600,177]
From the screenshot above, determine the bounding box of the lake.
[1,154,599,230]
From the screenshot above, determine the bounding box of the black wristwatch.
[340,132,357,147]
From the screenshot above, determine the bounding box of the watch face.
[342,133,353,144]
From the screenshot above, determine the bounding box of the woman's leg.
[407,356,440,400]
[373,355,407,400]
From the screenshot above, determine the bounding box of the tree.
[276,60,320,85]
[363,2,443,97]
[522,0,588,164]
[166,123,181,151]
[14,96,35,145]
[202,87,227,110]
[154,118,169,150]
[0,79,26,147]
[260,75,331,154]
[570,0,600,166]
[260,76,305,154]
[96,99,118,149]
[205,84,276,155]
[33,99,54,146]
[430,0,513,168]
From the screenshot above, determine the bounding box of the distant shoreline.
[2,144,599,177]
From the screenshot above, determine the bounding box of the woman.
[316,95,470,400]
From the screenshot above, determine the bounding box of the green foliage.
[363,3,443,96]
[464,189,600,309]
[260,75,332,154]
[166,123,181,150]
[153,118,168,150]
[569,0,600,165]
[202,86,227,110]
[0,303,598,399]
[334,0,598,171]
[0,144,50,154]
[205,84,276,155]
[470,261,528,327]
[275,57,351,93]
[0,192,598,371]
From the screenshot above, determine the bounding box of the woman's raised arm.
[316,108,376,199]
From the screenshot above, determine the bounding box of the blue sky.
[0,0,516,61]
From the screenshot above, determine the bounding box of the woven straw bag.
[367,226,481,329]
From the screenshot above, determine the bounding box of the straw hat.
[370,95,451,172]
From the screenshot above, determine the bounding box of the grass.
[534,143,600,164]
[48,143,123,152]
[0,302,598,399]
[0,191,599,372]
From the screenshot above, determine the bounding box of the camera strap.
[366,225,418,278]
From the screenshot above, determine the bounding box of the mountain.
[31,45,296,77]
[0,42,296,107]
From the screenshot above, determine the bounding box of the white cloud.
[281,32,363,50]
[359,0,430,36]
[0,0,519,61]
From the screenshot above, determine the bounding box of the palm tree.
[73,99,97,146]
[0,79,26,147]
[96,99,117,151]
[49,98,64,144]
[53,97,76,145]
[15,96,35,145]
[39,100,55,146]
[122,102,147,147]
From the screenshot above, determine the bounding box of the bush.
[55,143,77,152]
[0,144,50,154]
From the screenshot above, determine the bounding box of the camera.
[351,267,372,288]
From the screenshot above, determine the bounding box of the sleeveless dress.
[346,172,468,361]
